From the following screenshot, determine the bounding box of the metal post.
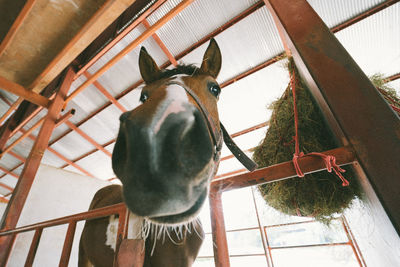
[209,188,230,267]
[0,67,75,265]
[264,0,400,235]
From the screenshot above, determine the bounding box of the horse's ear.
[139,47,161,83]
[200,38,222,78]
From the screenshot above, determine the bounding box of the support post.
[264,0,400,234]
[0,67,75,265]
[209,188,230,267]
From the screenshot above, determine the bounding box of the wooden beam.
[28,0,138,94]
[64,0,194,105]
[0,68,75,265]
[0,77,50,108]
[0,166,19,179]
[0,0,37,57]
[212,146,356,192]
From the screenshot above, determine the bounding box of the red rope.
[289,70,349,187]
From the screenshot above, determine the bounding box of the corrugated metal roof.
[0,0,399,189]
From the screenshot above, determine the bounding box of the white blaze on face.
[105,212,144,251]
[153,84,190,134]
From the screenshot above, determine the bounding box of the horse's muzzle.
[112,100,214,222]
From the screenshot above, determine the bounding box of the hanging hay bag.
[253,59,363,223]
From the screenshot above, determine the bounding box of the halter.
[166,80,257,172]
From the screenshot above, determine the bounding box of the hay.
[253,58,363,223]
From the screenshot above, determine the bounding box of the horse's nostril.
[119,112,129,122]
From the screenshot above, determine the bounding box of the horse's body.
[79,39,256,266]
[79,185,204,267]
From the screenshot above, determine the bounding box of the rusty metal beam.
[65,120,112,157]
[265,0,400,234]
[0,77,50,108]
[331,0,400,33]
[142,19,178,66]
[209,188,230,267]
[0,68,75,265]
[212,146,356,192]
[0,166,18,179]
[0,98,23,126]
[65,0,194,105]
[83,71,127,112]
[75,0,168,78]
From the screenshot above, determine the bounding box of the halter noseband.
[166,80,257,172]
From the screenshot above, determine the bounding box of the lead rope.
[290,70,349,187]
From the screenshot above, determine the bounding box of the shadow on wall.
[5,164,112,266]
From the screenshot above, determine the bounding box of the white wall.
[4,164,111,267]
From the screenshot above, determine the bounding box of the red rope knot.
[292,152,305,177]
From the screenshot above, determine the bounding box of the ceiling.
[0,0,399,198]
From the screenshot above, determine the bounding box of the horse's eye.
[140,92,148,103]
[209,84,221,98]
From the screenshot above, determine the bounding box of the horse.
[79,39,256,266]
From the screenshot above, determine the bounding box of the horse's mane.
[146,64,206,84]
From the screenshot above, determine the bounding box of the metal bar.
[0,77,50,108]
[265,0,400,234]
[0,166,19,179]
[209,189,230,267]
[230,122,268,138]
[65,0,194,105]
[269,242,350,250]
[65,120,112,157]
[0,203,125,236]
[341,216,366,267]
[0,93,12,106]
[0,164,21,180]
[0,183,13,192]
[385,72,400,82]
[59,221,77,267]
[0,117,45,158]
[24,228,42,267]
[9,106,44,138]
[0,197,8,203]
[83,71,127,112]
[75,0,168,78]
[0,68,75,266]
[331,0,400,33]
[142,19,178,66]
[55,109,75,128]
[0,0,37,56]
[8,151,26,163]
[214,169,247,180]
[113,206,128,266]
[251,187,271,267]
[0,98,23,126]
[161,0,266,69]
[212,146,356,192]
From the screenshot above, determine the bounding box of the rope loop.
[289,68,349,187]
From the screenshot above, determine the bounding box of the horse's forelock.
[146,64,205,84]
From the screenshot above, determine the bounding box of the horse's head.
[112,39,222,225]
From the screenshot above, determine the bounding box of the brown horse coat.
[79,185,204,267]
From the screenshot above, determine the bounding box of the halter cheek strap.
[166,81,257,172]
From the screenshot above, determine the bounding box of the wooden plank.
[0,77,49,108]
[28,0,138,94]
[0,98,23,126]
[0,0,37,57]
